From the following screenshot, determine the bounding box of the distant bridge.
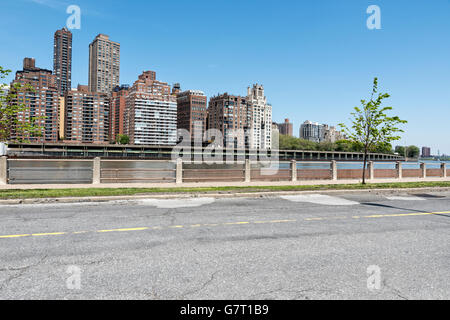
[5,143,403,162]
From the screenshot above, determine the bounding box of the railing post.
[0,156,7,185]
[245,159,251,183]
[176,158,183,184]
[368,161,374,180]
[441,163,447,178]
[420,162,427,178]
[291,160,297,182]
[331,160,337,181]
[396,161,403,179]
[93,157,101,184]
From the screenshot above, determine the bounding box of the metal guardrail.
[99,160,176,184]
[7,159,93,184]
[0,158,448,185]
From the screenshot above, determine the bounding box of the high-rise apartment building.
[10,58,59,142]
[422,147,431,158]
[299,120,325,142]
[177,90,207,141]
[322,124,345,143]
[64,85,110,144]
[53,27,72,96]
[207,93,250,148]
[110,85,129,142]
[88,34,120,94]
[278,118,293,136]
[247,84,272,149]
[299,121,345,143]
[124,71,177,145]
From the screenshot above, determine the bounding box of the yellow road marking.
[97,227,149,233]
[0,234,31,239]
[364,212,438,219]
[1,210,448,240]
[32,232,66,237]
[225,222,250,225]
[268,220,297,223]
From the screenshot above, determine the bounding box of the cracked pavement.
[0,190,449,299]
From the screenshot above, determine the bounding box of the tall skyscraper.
[10,58,59,142]
[177,90,207,141]
[88,34,120,94]
[247,84,272,150]
[64,85,110,144]
[53,27,72,96]
[124,71,177,145]
[207,93,250,148]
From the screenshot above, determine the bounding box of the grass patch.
[0,181,449,200]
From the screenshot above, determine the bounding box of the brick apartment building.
[64,85,110,144]
[176,90,207,141]
[278,118,293,136]
[10,58,59,142]
[110,85,129,142]
[422,147,431,158]
[207,93,251,148]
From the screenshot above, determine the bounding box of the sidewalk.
[1,177,449,190]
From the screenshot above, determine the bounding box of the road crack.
[178,270,220,299]
[0,255,48,291]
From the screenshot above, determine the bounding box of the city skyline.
[1,0,449,153]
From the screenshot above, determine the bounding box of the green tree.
[297,138,318,151]
[0,66,43,142]
[374,142,393,154]
[395,145,406,156]
[339,78,407,184]
[116,134,130,145]
[406,145,420,158]
[278,135,300,150]
[335,139,353,152]
[317,141,336,151]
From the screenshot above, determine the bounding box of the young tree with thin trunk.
[339,78,407,184]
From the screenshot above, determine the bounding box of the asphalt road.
[0,190,449,300]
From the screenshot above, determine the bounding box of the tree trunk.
[362,150,368,185]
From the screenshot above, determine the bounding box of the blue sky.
[1,0,450,154]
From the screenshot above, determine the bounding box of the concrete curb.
[1,177,449,190]
[1,186,449,205]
